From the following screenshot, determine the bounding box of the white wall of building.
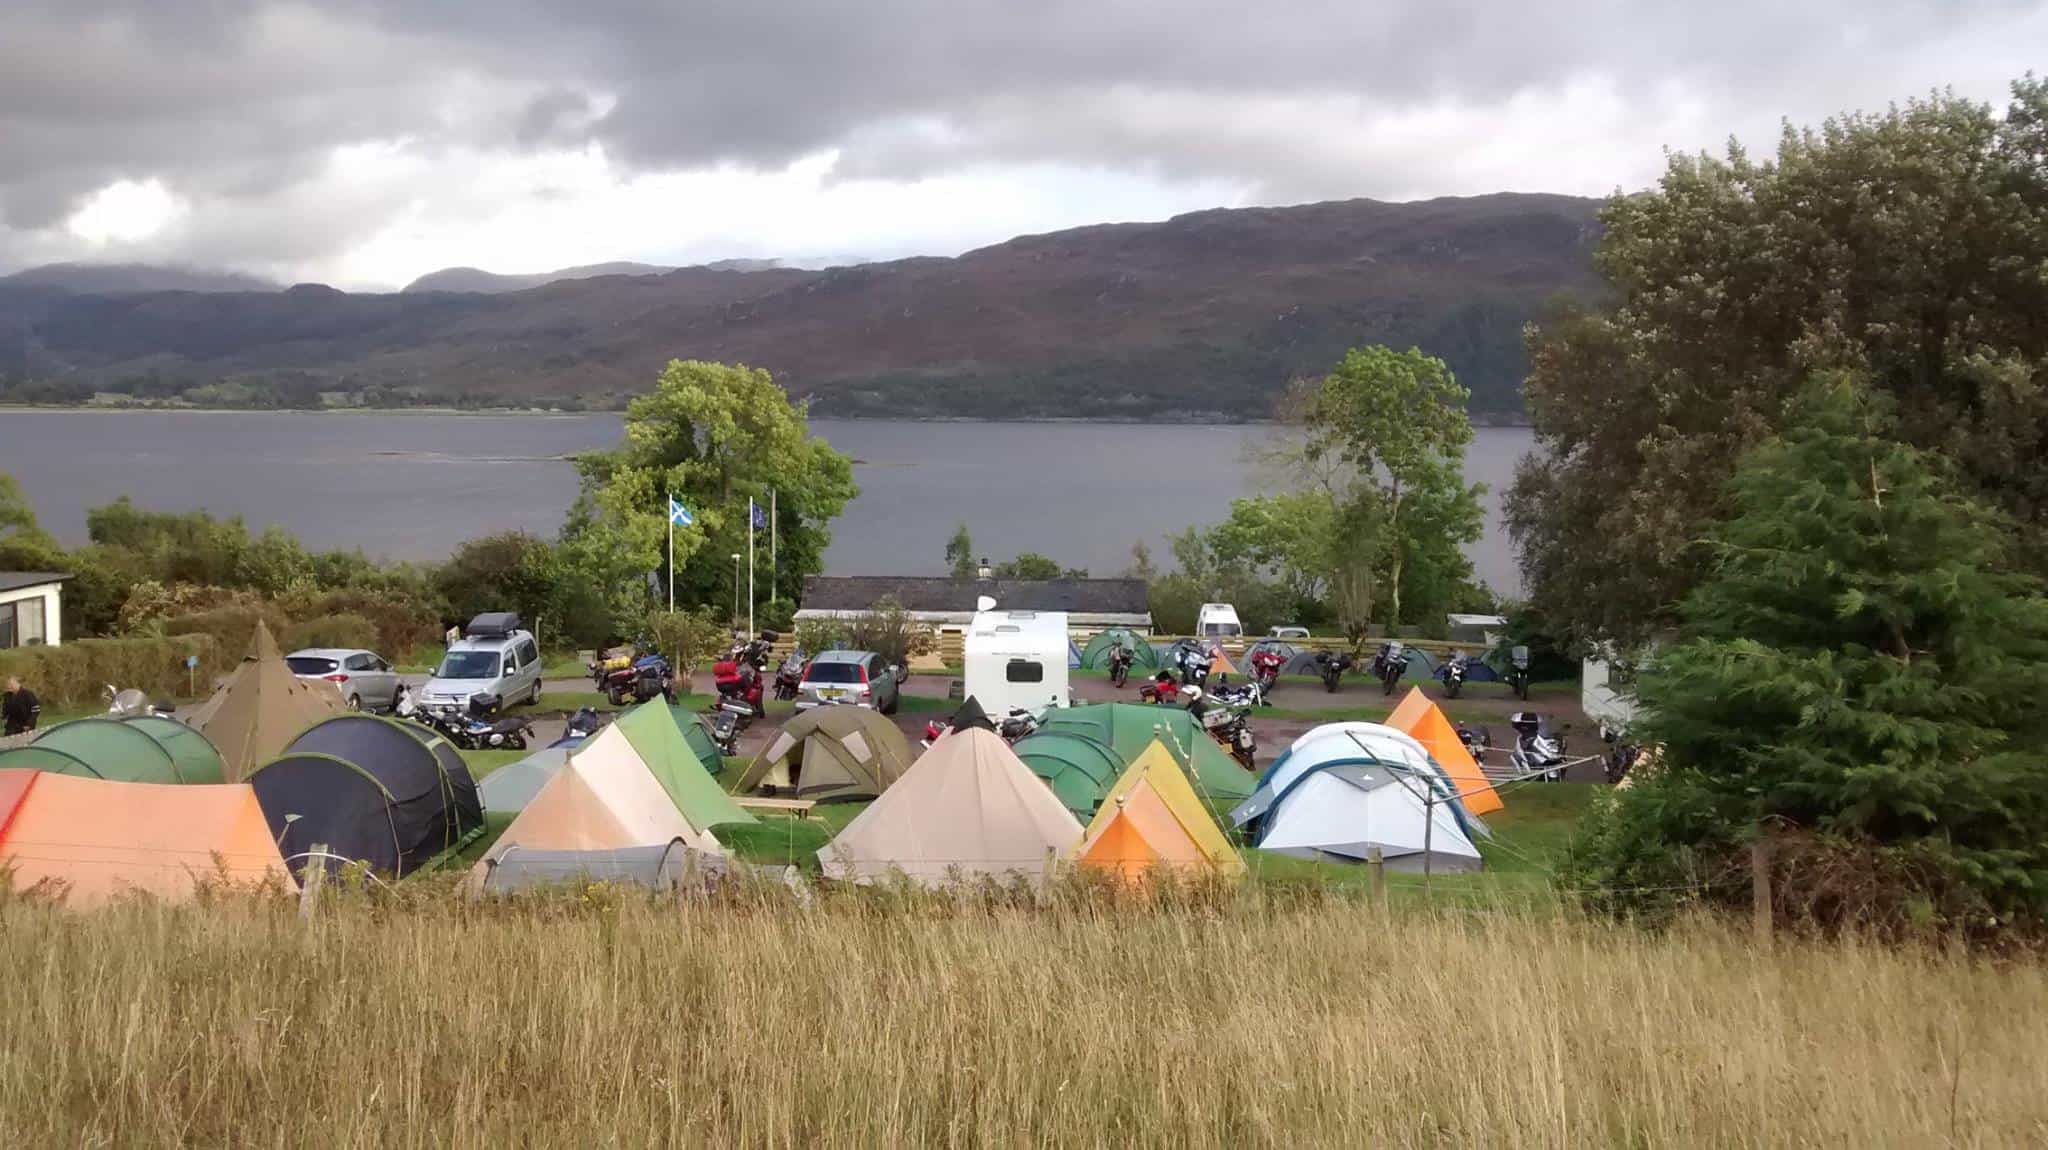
[0,582,63,648]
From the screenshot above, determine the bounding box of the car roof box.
[466,612,522,639]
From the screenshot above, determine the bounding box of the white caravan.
[963,606,1071,717]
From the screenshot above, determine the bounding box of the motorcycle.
[1248,648,1285,699]
[1369,641,1407,696]
[554,706,610,746]
[1139,668,1183,706]
[404,692,534,751]
[1508,711,1568,782]
[1505,644,1532,701]
[708,696,756,757]
[1185,685,1257,770]
[713,656,767,718]
[1106,643,1134,689]
[1313,649,1354,694]
[923,706,1039,747]
[772,650,806,702]
[589,648,675,707]
[1437,651,1470,699]
[1456,720,1492,759]
[104,683,175,718]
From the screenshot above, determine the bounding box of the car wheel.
[883,690,899,716]
[345,693,361,711]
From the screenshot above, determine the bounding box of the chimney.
[976,557,992,581]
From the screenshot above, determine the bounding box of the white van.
[963,609,1070,717]
[1197,603,1244,641]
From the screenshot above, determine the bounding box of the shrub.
[281,588,441,658]
[757,597,797,633]
[160,603,293,660]
[642,609,731,672]
[0,634,219,710]
[281,613,381,653]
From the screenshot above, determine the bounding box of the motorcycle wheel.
[1111,667,1127,688]
[1323,673,1339,693]
[606,684,626,707]
[1382,671,1397,696]
[1447,679,1462,699]
[1516,679,1529,701]
[507,734,527,751]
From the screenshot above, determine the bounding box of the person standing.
[2,676,39,736]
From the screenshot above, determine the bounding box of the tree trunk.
[1385,485,1405,629]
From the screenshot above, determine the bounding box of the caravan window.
[1201,620,1241,638]
[1005,660,1044,683]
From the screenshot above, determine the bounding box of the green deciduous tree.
[1570,379,2048,935]
[944,523,976,579]
[1512,78,2048,651]
[565,360,857,633]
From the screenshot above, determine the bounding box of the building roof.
[0,572,72,594]
[799,576,1149,618]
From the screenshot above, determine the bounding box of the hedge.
[0,635,221,711]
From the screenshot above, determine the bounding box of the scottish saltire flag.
[751,499,767,529]
[669,498,694,527]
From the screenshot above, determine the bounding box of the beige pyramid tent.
[186,620,347,781]
[818,727,1082,888]
[1075,739,1244,883]
[737,706,914,801]
[469,722,723,890]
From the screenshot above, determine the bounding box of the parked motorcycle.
[405,692,534,751]
[1508,711,1568,782]
[1369,641,1407,696]
[708,696,755,757]
[589,648,675,707]
[1456,720,1492,759]
[923,706,1039,747]
[556,707,609,746]
[1184,685,1257,770]
[713,655,767,718]
[1437,650,1470,699]
[1139,668,1183,706]
[772,649,806,702]
[1248,648,1285,699]
[1505,645,1532,701]
[1106,643,1134,688]
[104,683,175,718]
[1313,650,1354,694]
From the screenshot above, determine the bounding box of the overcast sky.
[4,1,2043,291]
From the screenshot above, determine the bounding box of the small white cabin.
[1196,602,1243,641]
[964,608,1071,717]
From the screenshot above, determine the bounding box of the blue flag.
[751,499,767,530]
[669,498,694,527]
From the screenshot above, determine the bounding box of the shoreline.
[0,403,1535,428]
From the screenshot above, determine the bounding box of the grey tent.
[474,838,744,894]
[477,746,573,813]
[1079,628,1160,671]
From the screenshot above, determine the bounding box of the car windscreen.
[286,656,339,675]
[804,662,866,684]
[435,650,501,679]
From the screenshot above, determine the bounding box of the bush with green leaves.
[1567,379,2048,941]
[281,613,382,654]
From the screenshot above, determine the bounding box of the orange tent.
[1074,739,1244,885]
[1386,688,1503,815]
[0,770,292,905]
[1207,649,1239,680]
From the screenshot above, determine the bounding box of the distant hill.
[403,261,677,294]
[0,262,278,295]
[0,193,1605,419]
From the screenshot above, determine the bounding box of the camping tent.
[476,746,572,813]
[475,839,745,894]
[737,706,915,802]
[471,723,727,887]
[186,620,347,781]
[249,714,483,879]
[1078,628,1160,672]
[1250,758,1484,872]
[665,704,729,773]
[0,769,292,904]
[1012,728,1125,817]
[1385,687,1503,814]
[1036,703,1255,810]
[1067,637,1084,669]
[1234,722,1483,840]
[612,702,754,831]
[3,716,221,783]
[1074,739,1244,883]
[818,727,1084,888]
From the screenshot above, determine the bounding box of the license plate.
[821,689,845,700]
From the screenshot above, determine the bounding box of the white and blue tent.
[1231,722,1486,873]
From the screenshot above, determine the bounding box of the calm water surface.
[0,411,1534,594]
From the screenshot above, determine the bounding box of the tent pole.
[1423,793,1435,895]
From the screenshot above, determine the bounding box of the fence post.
[1750,839,1772,945]
[1368,846,1386,915]
[299,843,329,923]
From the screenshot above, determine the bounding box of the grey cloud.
[2,0,2043,273]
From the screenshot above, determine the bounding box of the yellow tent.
[1385,687,1503,815]
[1076,739,1244,882]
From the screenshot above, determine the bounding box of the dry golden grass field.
[2,880,2044,1148]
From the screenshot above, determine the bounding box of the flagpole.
[770,486,778,601]
[666,495,674,613]
[747,498,757,637]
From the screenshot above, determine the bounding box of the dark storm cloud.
[2,0,2042,269]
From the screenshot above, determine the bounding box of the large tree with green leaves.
[1571,379,2048,935]
[1511,78,2048,650]
[564,360,857,633]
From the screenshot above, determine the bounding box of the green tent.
[666,705,730,776]
[1039,703,1254,810]
[615,702,756,830]
[0,745,98,778]
[1079,628,1160,671]
[1012,730,1125,818]
[120,716,228,785]
[18,718,208,784]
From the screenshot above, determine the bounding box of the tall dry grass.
[1,885,2044,1147]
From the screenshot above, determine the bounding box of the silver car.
[795,649,904,714]
[286,648,403,712]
